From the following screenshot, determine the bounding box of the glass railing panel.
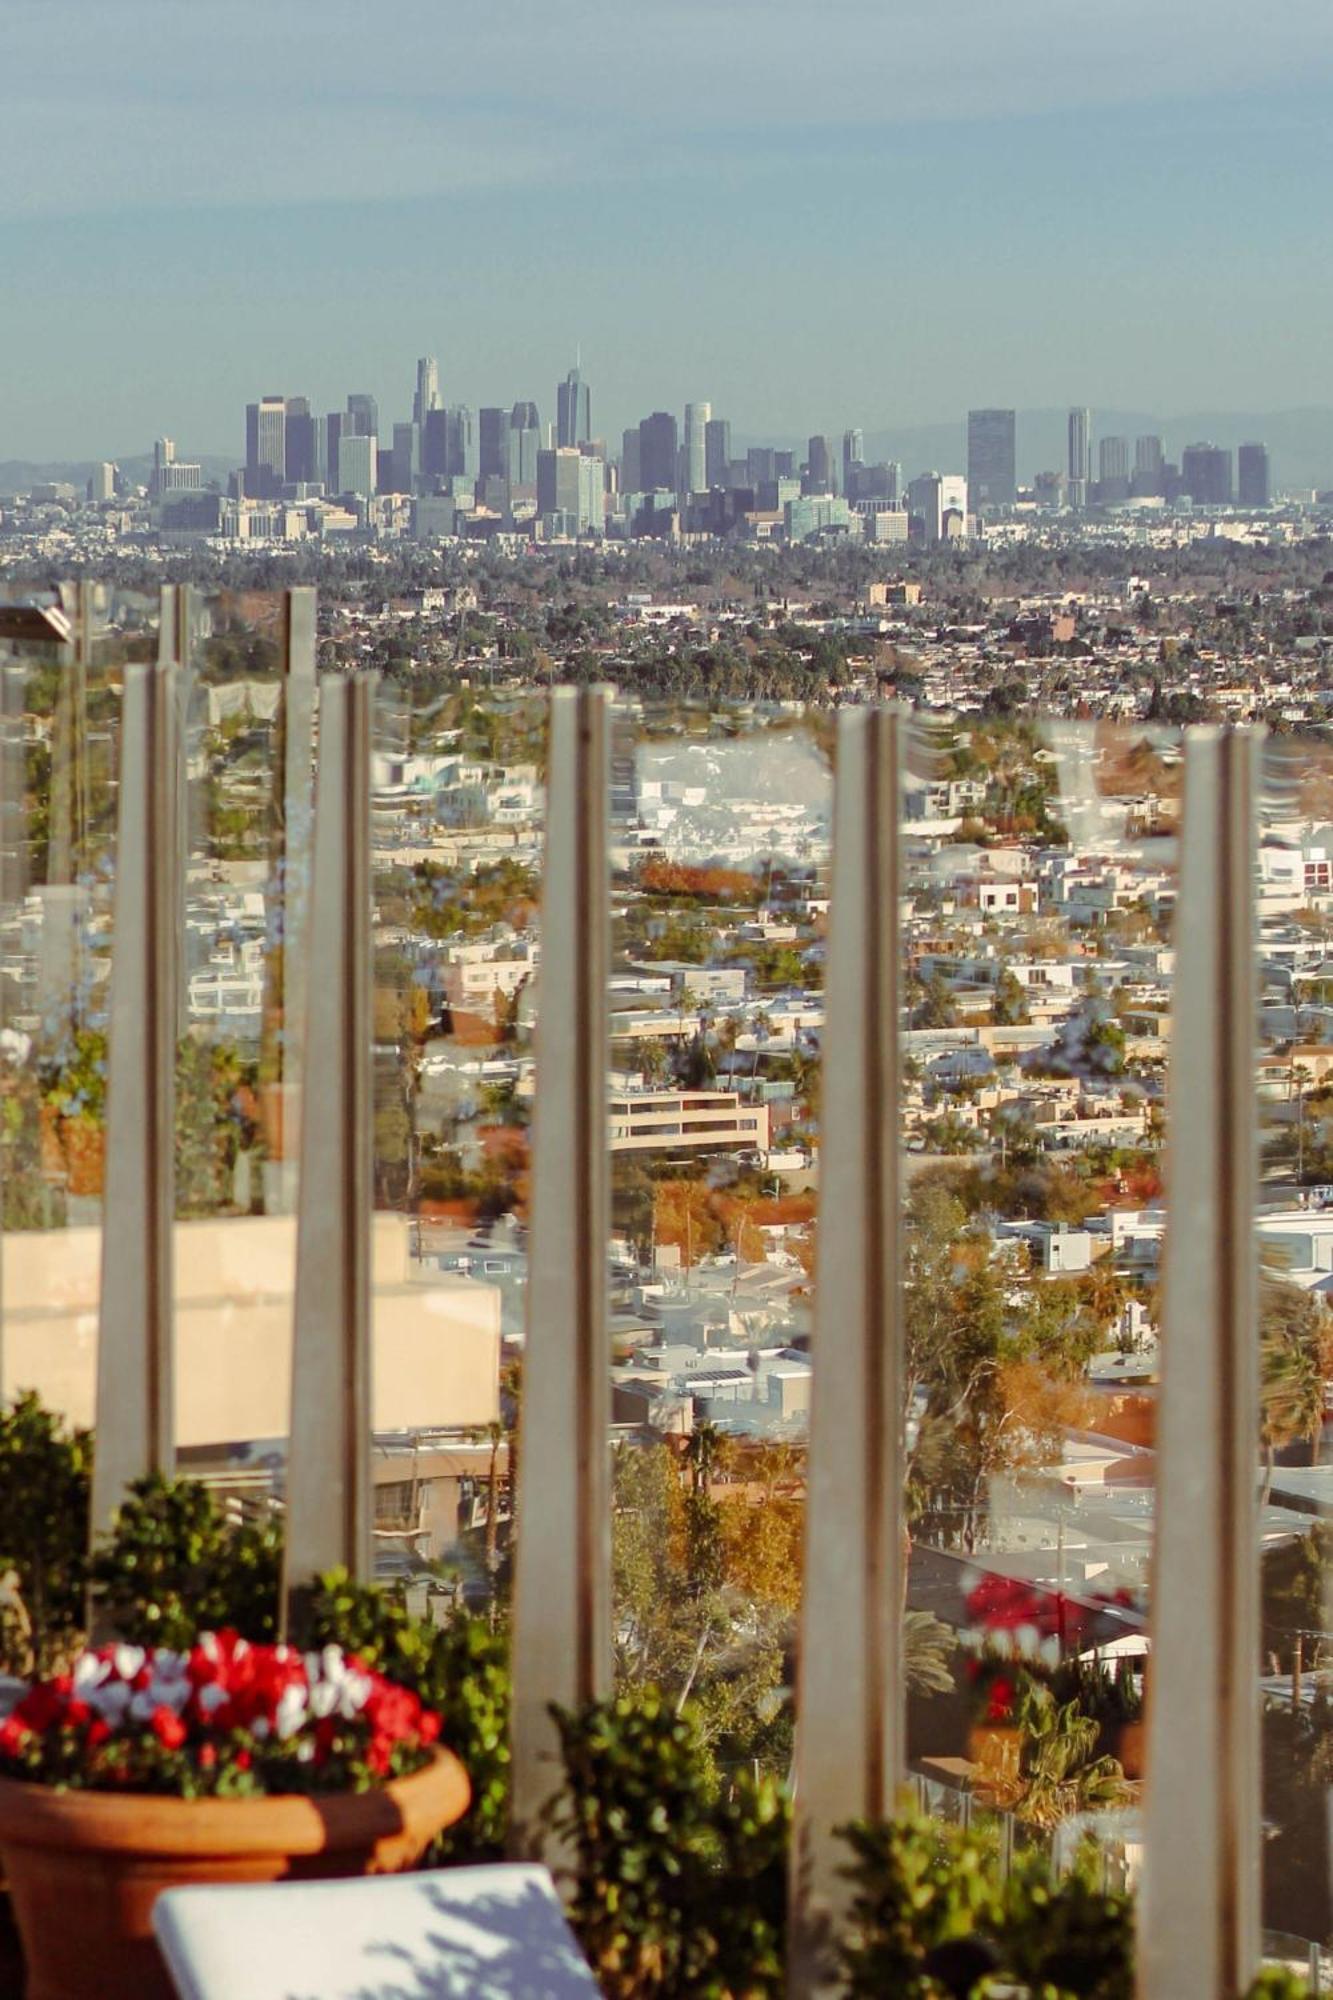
[1254,731,1333,1955]
[368,678,547,1606]
[903,714,1182,1874]
[606,691,830,1780]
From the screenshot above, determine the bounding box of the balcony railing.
[0,583,1328,1997]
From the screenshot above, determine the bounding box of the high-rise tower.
[1067,407,1091,509]
[557,366,591,449]
[414,357,440,427]
[967,409,1016,508]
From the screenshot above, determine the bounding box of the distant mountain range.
[4,409,1333,499]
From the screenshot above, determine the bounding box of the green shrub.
[89,1473,282,1649]
[549,1690,787,2000]
[304,1568,511,1862]
[839,1809,1134,2000]
[0,1392,91,1674]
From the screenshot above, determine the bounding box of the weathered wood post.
[789,705,905,1995]
[89,662,180,1546]
[282,674,374,1636]
[510,685,611,1858]
[1139,724,1261,2000]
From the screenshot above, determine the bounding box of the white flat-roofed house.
[608,1088,769,1155]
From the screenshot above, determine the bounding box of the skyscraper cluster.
[226,357,1273,546]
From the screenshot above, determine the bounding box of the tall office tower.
[537,445,604,533]
[1181,442,1233,506]
[1098,436,1129,484]
[150,438,174,497]
[747,445,776,486]
[1098,435,1130,503]
[414,356,440,427]
[1238,442,1271,507]
[805,434,834,493]
[705,417,731,490]
[88,463,117,503]
[884,460,903,507]
[967,409,1016,508]
[284,397,317,484]
[321,413,343,492]
[422,407,450,484]
[508,402,541,492]
[682,402,710,494]
[391,422,420,493]
[557,366,591,448]
[1067,407,1092,508]
[638,411,679,493]
[842,429,865,491]
[621,427,643,492]
[245,396,286,497]
[907,472,968,546]
[1133,434,1164,496]
[478,407,509,481]
[445,405,476,481]
[338,432,377,498]
[345,393,379,441]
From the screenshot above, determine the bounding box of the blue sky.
[4,0,1332,460]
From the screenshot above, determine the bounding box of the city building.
[966,409,1016,509]
[537,447,604,536]
[87,463,117,503]
[150,438,201,497]
[556,366,591,449]
[478,407,509,483]
[607,1088,769,1156]
[907,471,968,545]
[422,407,450,485]
[244,396,286,497]
[682,402,710,495]
[1238,442,1271,507]
[414,356,440,427]
[1067,406,1091,509]
[284,397,317,485]
[842,429,864,491]
[705,417,731,490]
[508,403,541,495]
[445,405,476,483]
[337,431,377,498]
[345,393,379,442]
[1133,435,1164,497]
[805,434,835,494]
[638,411,679,493]
[1098,436,1131,504]
[1181,442,1233,506]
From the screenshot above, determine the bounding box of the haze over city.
[4,0,1333,460]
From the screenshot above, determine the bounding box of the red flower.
[0,1716,31,1757]
[150,1707,187,1751]
[15,1684,66,1733]
[86,1719,111,1749]
[234,1749,252,1772]
[197,1744,216,1770]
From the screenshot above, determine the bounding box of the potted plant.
[0,1629,469,2000]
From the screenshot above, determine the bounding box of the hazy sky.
[4,0,1332,460]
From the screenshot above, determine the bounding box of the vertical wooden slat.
[89,663,179,1542]
[1139,725,1260,2000]
[510,686,611,1859]
[280,587,318,1121]
[282,675,374,1635]
[789,706,905,1997]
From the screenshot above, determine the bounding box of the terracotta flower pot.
[1117,1718,1145,1779]
[0,1747,469,2000]
[60,1119,105,1198]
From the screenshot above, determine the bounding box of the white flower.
[73,1654,111,1696]
[252,1718,271,1742]
[112,1645,145,1683]
[337,1672,373,1720]
[1012,1623,1042,1660]
[308,1681,339,1720]
[87,1679,132,1725]
[274,1687,309,1740]
[197,1684,229,1717]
